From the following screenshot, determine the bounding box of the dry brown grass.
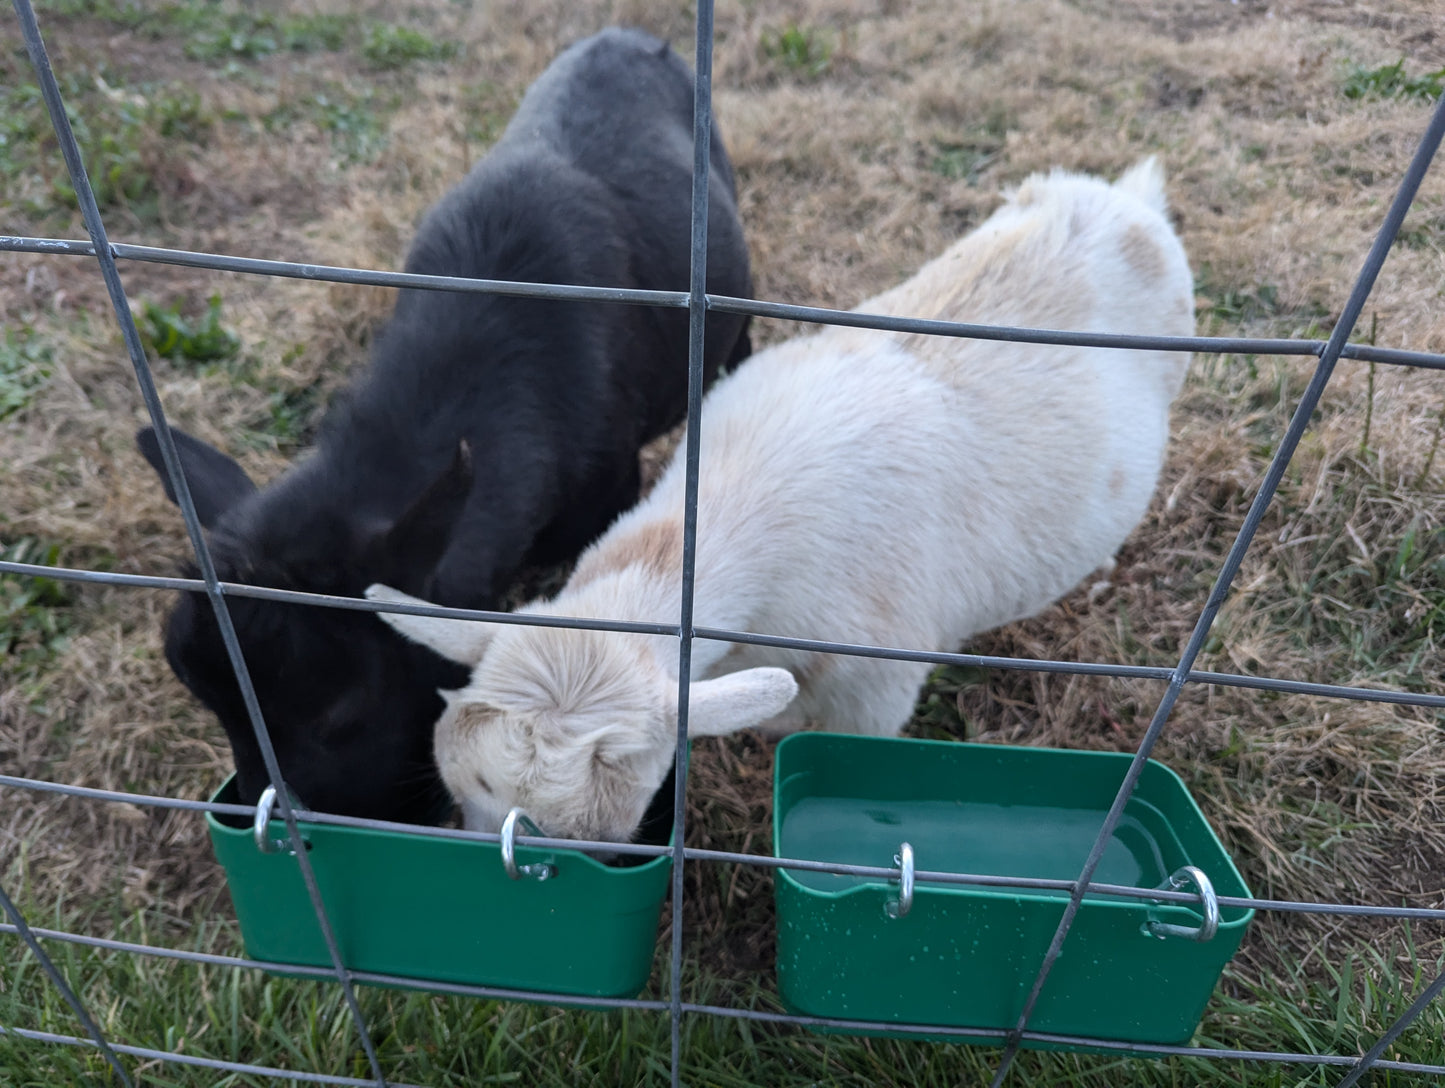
[4,0,1445,1043]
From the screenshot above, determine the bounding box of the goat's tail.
[1113,156,1169,216]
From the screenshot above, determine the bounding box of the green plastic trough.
[772,734,1253,1048]
[206,777,672,998]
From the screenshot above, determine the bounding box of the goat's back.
[310,27,753,603]
[644,161,1193,658]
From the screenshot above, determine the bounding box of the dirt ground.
[3,0,1445,1045]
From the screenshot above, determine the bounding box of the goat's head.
[366,584,799,844]
[138,427,474,823]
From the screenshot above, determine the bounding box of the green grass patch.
[1198,278,1281,328]
[0,69,213,221]
[761,23,834,79]
[34,1,446,71]
[0,328,54,420]
[1207,924,1445,1073]
[262,88,391,165]
[361,23,457,70]
[0,81,50,204]
[1342,59,1445,103]
[37,0,352,61]
[912,664,989,738]
[183,10,351,60]
[930,109,1010,184]
[0,538,76,678]
[257,382,326,448]
[1194,268,1329,339]
[139,293,241,365]
[930,140,1000,184]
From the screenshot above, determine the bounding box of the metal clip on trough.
[1147,865,1220,942]
[500,808,558,882]
[252,785,307,855]
[885,841,915,919]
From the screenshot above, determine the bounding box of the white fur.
[367,158,1195,843]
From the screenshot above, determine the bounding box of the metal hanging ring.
[252,785,284,854]
[252,784,309,855]
[1147,865,1220,942]
[886,841,915,919]
[500,808,557,882]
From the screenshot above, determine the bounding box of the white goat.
[367,158,1195,844]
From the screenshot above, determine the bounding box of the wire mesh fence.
[4,0,1445,1084]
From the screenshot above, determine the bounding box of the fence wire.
[4,0,1445,1085]
[11,558,1445,710]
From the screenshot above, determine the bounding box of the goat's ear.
[682,668,799,737]
[365,583,495,665]
[368,440,473,593]
[136,425,257,528]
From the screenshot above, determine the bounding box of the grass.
[182,10,351,61]
[1205,927,1445,1074]
[255,382,327,448]
[35,1,411,66]
[139,293,241,365]
[1394,206,1445,250]
[5,0,1445,1083]
[929,139,1000,185]
[1342,59,1445,103]
[262,89,393,166]
[361,24,457,71]
[0,328,53,420]
[929,109,1011,184]
[760,23,834,79]
[0,67,213,221]
[2,889,1442,1086]
[0,538,75,683]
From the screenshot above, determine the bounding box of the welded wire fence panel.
[4,0,1445,1084]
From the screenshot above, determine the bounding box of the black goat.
[137,27,752,824]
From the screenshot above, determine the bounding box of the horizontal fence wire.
[5,233,1445,370]
[6,0,1445,1083]
[0,883,134,1087]
[12,774,1445,922]
[9,558,1445,710]
[1335,967,1445,1088]
[0,1025,426,1088]
[7,925,1445,1079]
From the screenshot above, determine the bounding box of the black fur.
[136,28,752,824]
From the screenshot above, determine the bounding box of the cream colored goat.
[367,158,1195,844]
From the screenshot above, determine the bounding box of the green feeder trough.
[772,734,1253,1048]
[206,776,672,998]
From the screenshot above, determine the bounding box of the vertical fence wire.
[988,84,1445,1088]
[6,2,1445,1085]
[7,1,389,1083]
[670,4,718,1083]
